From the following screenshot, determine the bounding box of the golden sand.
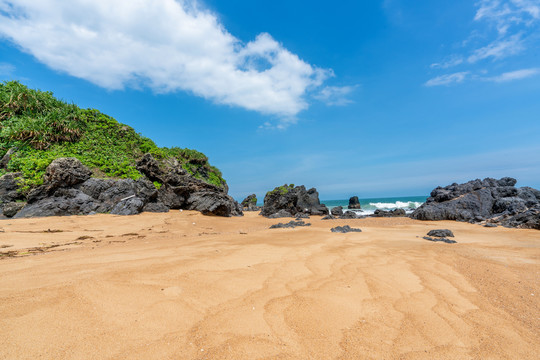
[0,212,538,359]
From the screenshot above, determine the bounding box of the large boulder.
[2,201,26,218]
[260,184,328,217]
[411,177,540,229]
[348,196,361,209]
[15,188,99,218]
[43,157,92,188]
[187,191,243,217]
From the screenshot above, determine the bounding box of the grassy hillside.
[0,81,226,193]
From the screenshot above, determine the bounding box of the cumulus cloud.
[313,85,358,106]
[485,67,540,81]
[0,0,331,119]
[425,72,469,87]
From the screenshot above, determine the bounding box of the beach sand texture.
[0,212,538,359]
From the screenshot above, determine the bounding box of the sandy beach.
[0,212,538,359]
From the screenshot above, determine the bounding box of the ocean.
[320,196,427,216]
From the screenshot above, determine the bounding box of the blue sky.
[0,0,539,200]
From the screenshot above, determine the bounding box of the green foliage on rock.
[0,81,226,191]
[266,184,295,197]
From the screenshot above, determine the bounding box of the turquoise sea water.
[321,196,427,215]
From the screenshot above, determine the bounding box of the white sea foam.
[369,201,423,210]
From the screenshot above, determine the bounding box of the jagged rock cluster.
[372,209,406,217]
[269,220,311,229]
[240,194,260,211]
[260,184,329,218]
[423,229,456,244]
[0,155,242,218]
[331,225,362,233]
[322,210,365,220]
[412,177,540,229]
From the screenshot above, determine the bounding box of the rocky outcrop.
[340,211,358,219]
[411,177,540,229]
[348,196,361,209]
[270,220,311,229]
[372,209,406,217]
[136,154,242,217]
[331,225,362,233]
[241,194,259,211]
[5,156,242,218]
[331,206,344,216]
[427,229,454,238]
[261,184,328,218]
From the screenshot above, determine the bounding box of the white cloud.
[430,56,464,69]
[476,0,540,33]
[313,85,358,106]
[425,72,469,87]
[428,1,540,83]
[485,67,540,81]
[468,33,525,62]
[0,0,331,119]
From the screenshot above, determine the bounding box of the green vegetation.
[266,184,295,197]
[0,81,226,192]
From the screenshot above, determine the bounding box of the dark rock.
[427,229,454,238]
[142,201,169,213]
[187,191,242,217]
[43,158,92,188]
[492,197,527,215]
[340,211,358,219]
[331,206,344,216]
[498,177,517,187]
[137,153,240,217]
[0,172,24,203]
[270,220,311,229]
[499,205,540,230]
[268,209,293,218]
[423,236,457,244]
[241,194,259,211]
[372,209,407,217]
[78,178,114,199]
[110,197,145,215]
[331,225,362,233]
[321,215,335,220]
[14,188,98,218]
[6,153,242,218]
[484,223,498,228]
[411,177,540,229]
[261,184,328,217]
[294,212,310,219]
[136,154,164,183]
[348,196,361,209]
[0,147,17,169]
[2,202,26,217]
